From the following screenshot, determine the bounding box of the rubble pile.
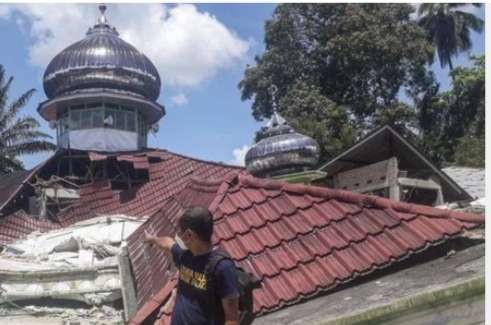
[0,215,146,324]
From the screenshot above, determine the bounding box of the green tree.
[418,3,483,70]
[452,135,484,168]
[278,82,357,161]
[0,65,55,174]
[240,4,433,158]
[450,55,485,136]
[417,55,485,166]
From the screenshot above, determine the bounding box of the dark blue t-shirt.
[171,243,240,325]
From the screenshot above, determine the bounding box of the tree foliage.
[278,82,357,161]
[452,135,484,168]
[0,65,56,175]
[239,3,433,158]
[417,55,485,166]
[240,3,484,169]
[418,3,483,70]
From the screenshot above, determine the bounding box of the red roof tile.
[126,175,234,324]
[0,148,242,245]
[0,209,61,243]
[129,174,484,324]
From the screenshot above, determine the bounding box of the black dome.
[43,8,161,101]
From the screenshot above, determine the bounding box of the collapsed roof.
[0,215,145,305]
[0,148,242,245]
[0,147,484,324]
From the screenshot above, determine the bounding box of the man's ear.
[183,229,193,240]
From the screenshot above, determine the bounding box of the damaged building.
[316,126,479,207]
[0,5,485,325]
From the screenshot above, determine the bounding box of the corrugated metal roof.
[442,166,485,200]
[0,169,33,212]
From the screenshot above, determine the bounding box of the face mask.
[175,234,188,250]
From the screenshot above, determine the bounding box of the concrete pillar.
[118,241,138,322]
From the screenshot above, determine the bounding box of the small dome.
[43,5,161,101]
[245,112,320,176]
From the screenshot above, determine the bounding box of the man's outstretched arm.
[144,230,175,251]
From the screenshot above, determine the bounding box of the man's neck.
[191,241,212,256]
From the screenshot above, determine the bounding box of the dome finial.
[98,3,108,25]
[87,3,118,36]
[267,84,286,128]
[269,84,278,112]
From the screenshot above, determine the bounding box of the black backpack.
[204,248,261,325]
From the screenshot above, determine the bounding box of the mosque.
[0,5,484,325]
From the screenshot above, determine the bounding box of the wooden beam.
[398,177,442,190]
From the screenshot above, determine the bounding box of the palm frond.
[455,10,484,32]
[417,3,483,70]
[0,76,13,116]
[4,141,56,157]
[0,65,5,86]
[418,3,436,17]
[0,66,54,174]
[0,155,24,174]
[0,88,36,130]
[3,125,53,146]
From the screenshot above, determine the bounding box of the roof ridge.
[84,147,244,169]
[145,147,245,169]
[209,174,240,213]
[0,150,59,212]
[236,175,484,224]
[188,176,226,187]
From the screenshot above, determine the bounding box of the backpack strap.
[204,249,231,322]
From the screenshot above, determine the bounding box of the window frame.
[58,102,141,133]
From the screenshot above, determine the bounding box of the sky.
[0,3,485,169]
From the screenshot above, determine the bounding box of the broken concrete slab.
[0,214,147,308]
[0,304,123,325]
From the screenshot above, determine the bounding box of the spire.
[98,3,108,25]
[269,84,278,113]
[266,85,286,128]
[267,111,286,128]
[87,3,118,36]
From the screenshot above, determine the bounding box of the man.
[144,207,240,325]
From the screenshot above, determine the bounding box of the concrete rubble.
[0,214,147,324]
[0,304,123,325]
[436,196,486,215]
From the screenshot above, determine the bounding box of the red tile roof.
[128,174,484,324]
[127,176,233,324]
[0,148,242,245]
[127,198,181,325]
[0,209,61,244]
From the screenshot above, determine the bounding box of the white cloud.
[170,93,188,106]
[229,144,250,166]
[0,4,250,88]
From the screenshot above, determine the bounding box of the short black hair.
[178,207,213,242]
